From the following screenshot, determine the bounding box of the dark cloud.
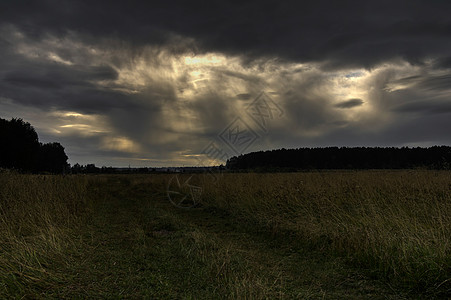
[418,74,451,91]
[434,56,451,69]
[0,37,128,114]
[270,110,451,149]
[388,73,451,92]
[393,100,451,115]
[3,65,117,89]
[1,0,451,166]
[335,98,364,109]
[4,72,62,89]
[1,0,451,68]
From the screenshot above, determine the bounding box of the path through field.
[49,176,408,299]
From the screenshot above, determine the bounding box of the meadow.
[0,170,450,298]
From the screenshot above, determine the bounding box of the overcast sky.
[1,0,450,167]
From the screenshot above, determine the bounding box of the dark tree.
[0,118,40,172]
[37,142,69,174]
[85,164,100,173]
[0,117,69,173]
[71,163,84,174]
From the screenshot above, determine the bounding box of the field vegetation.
[0,170,450,298]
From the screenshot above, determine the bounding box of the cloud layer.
[0,1,450,166]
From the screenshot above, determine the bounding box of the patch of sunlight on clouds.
[161,104,200,135]
[331,69,371,121]
[51,110,98,120]
[381,62,423,92]
[60,124,91,128]
[58,124,106,135]
[63,112,84,117]
[49,110,110,136]
[184,54,225,65]
[2,25,85,65]
[48,52,73,65]
[327,61,434,126]
[0,98,109,141]
[102,136,142,153]
[114,57,151,90]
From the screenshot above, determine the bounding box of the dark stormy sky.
[1,0,451,167]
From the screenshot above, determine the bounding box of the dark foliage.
[0,117,69,173]
[0,118,40,171]
[226,146,451,171]
[37,142,69,173]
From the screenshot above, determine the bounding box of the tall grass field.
[0,170,450,298]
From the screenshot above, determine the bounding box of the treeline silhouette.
[70,163,156,174]
[0,118,69,173]
[226,146,451,171]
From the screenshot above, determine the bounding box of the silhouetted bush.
[0,118,40,171]
[37,142,69,173]
[0,117,69,173]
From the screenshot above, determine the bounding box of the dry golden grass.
[197,170,451,295]
[0,171,89,294]
[0,170,450,297]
